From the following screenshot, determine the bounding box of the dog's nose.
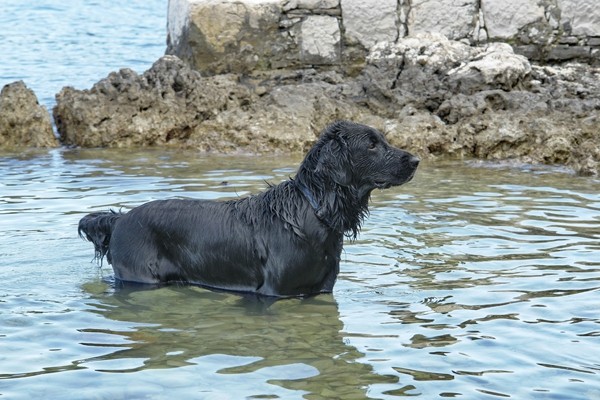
[409,155,420,169]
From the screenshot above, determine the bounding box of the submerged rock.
[0,81,57,148]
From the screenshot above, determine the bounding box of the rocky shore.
[1,0,599,176]
[0,81,58,148]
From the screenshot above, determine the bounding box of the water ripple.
[1,150,599,398]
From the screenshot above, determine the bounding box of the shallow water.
[1,148,599,399]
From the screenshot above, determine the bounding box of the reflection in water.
[78,282,396,398]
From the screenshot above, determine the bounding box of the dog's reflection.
[81,281,397,397]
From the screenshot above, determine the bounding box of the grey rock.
[54,36,600,175]
[54,56,239,148]
[0,81,57,148]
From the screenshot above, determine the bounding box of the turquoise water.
[1,148,599,399]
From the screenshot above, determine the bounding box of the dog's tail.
[78,210,122,264]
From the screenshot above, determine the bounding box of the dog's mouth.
[374,170,416,190]
[374,181,393,189]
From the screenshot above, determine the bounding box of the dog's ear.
[316,135,352,186]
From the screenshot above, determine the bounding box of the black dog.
[78,121,419,297]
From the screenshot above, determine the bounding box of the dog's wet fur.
[79,121,419,297]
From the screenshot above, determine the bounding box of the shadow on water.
[75,280,398,398]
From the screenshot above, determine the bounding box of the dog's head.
[305,121,419,196]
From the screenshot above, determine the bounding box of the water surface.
[1,148,599,399]
[0,0,167,108]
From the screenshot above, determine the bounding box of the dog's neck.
[294,173,370,239]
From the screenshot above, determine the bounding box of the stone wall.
[166,0,600,74]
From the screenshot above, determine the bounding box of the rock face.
[7,0,600,177]
[46,0,600,175]
[167,0,600,74]
[361,35,600,176]
[54,34,600,175]
[54,55,351,152]
[167,0,300,75]
[0,81,57,148]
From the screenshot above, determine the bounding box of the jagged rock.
[447,43,532,93]
[54,35,600,175]
[0,81,57,148]
[54,56,367,152]
[55,54,223,148]
[54,56,248,147]
[359,35,599,175]
[362,34,531,113]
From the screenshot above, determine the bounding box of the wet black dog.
[78,121,419,297]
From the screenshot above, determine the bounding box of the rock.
[547,45,592,62]
[167,0,600,70]
[284,0,339,10]
[558,0,600,36]
[447,43,532,93]
[407,0,478,40]
[341,0,398,49]
[55,32,600,175]
[481,0,545,40]
[0,81,57,148]
[300,15,341,64]
[362,34,530,114]
[360,35,599,174]
[166,0,290,74]
[54,55,364,152]
[368,33,473,75]
[54,55,245,147]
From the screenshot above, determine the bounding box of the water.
[1,1,600,399]
[0,0,167,108]
[1,148,599,399]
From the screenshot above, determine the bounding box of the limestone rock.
[447,43,532,93]
[341,0,398,49]
[284,0,339,10]
[360,35,599,174]
[166,0,290,74]
[55,29,600,175]
[368,34,473,74]
[167,0,600,71]
[558,0,600,36]
[54,55,244,147]
[481,0,545,39]
[300,15,341,64]
[53,56,362,152]
[0,81,57,148]
[408,0,478,40]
